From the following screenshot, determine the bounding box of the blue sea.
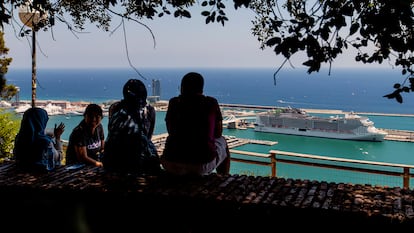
[7,67,414,114]
[5,67,414,185]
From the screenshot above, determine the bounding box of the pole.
[31,29,36,108]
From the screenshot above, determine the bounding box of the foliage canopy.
[1,0,414,103]
[0,31,17,100]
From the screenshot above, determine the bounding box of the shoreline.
[219,103,414,117]
[2,99,414,118]
[302,108,414,117]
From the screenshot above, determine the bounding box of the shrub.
[0,109,20,162]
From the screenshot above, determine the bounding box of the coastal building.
[152,79,161,97]
[15,87,20,104]
[12,100,91,115]
[148,79,161,103]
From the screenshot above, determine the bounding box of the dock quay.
[153,129,413,148]
[224,135,278,147]
[152,133,278,155]
[152,133,279,148]
[382,129,414,142]
[246,138,278,146]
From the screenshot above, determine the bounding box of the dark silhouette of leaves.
[249,0,414,78]
[3,1,414,105]
[2,1,414,78]
[384,75,414,104]
[383,90,403,104]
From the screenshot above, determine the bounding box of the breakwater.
[7,100,414,143]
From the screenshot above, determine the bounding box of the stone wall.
[0,161,413,232]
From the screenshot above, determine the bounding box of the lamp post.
[18,2,47,108]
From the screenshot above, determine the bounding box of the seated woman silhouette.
[103,79,160,175]
[13,107,64,172]
[161,72,230,176]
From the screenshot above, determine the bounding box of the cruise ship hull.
[254,108,387,142]
[254,125,386,141]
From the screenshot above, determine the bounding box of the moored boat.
[254,107,387,141]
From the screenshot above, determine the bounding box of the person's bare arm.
[53,122,65,155]
[74,145,103,167]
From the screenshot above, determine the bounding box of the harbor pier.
[382,129,414,142]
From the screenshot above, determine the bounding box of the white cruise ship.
[254,107,387,141]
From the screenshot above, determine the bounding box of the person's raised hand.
[54,122,65,140]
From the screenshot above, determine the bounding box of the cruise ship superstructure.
[254,107,387,141]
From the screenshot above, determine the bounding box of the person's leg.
[161,137,230,176]
[160,159,189,175]
[161,158,205,176]
[215,137,230,175]
[196,136,230,175]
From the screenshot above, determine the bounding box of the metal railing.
[230,149,414,189]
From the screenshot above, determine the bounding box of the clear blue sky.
[4,6,379,70]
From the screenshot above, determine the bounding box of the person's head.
[123,79,147,108]
[14,107,52,164]
[20,107,49,137]
[180,72,204,96]
[83,103,103,128]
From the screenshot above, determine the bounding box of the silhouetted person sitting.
[103,79,160,175]
[161,72,231,176]
[66,103,105,167]
[13,107,64,172]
